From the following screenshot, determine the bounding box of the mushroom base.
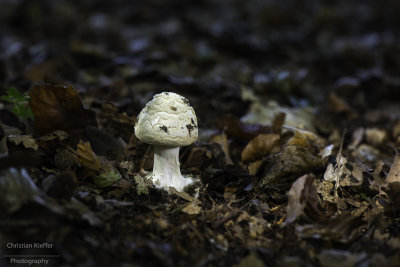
[151,146,193,192]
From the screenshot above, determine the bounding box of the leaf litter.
[1,0,400,266]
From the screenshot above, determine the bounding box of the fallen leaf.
[241,133,280,162]
[210,132,233,165]
[386,147,400,183]
[248,160,263,176]
[134,172,152,196]
[284,175,307,225]
[77,140,101,171]
[29,83,97,135]
[182,202,201,215]
[7,135,38,150]
[241,100,316,132]
[258,145,323,188]
[93,169,122,188]
[285,174,329,226]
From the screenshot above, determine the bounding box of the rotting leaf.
[77,140,122,187]
[258,145,323,188]
[7,135,38,150]
[29,83,97,135]
[284,175,307,225]
[241,100,316,132]
[210,133,233,165]
[241,133,280,162]
[323,131,346,196]
[285,174,331,226]
[386,147,400,183]
[93,169,122,188]
[134,172,152,195]
[182,202,201,215]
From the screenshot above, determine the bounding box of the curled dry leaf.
[76,140,122,187]
[29,83,97,136]
[386,147,400,183]
[7,135,38,150]
[258,129,325,188]
[241,133,280,162]
[77,140,101,171]
[284,174,328,226]
[210,133,233,165]
[285,175,308,225]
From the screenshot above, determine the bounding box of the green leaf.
[1,87,34,121]
[1,94,12,102]
[7,87,28,102]
[93,169,122,188]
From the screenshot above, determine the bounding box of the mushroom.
[134,92,198,192]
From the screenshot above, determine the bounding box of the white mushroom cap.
[134,92,198,146]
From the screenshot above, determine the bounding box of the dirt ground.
[1,0,400,266]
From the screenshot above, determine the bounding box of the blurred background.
[1,0,400,127]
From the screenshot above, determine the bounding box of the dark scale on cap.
[181,96,190,106]
[170,106,177,111]
[186,124,195,136]
[160,125,168,133]
[191,118,197,128]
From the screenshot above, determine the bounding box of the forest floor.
[1,0,400,266]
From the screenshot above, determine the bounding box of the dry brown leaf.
[7,135,38,150]
[210,133,233,165]
[241,133,280,162]
[77,140,101,171]
[284,174,307,225]
[386,147,400,183]
[248,160,263,176]
[286,127,326,148]
[29,83,97,135]
[284,174,327,226]
[182,202,201,215]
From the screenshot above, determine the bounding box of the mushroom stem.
[152,146,193,191]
